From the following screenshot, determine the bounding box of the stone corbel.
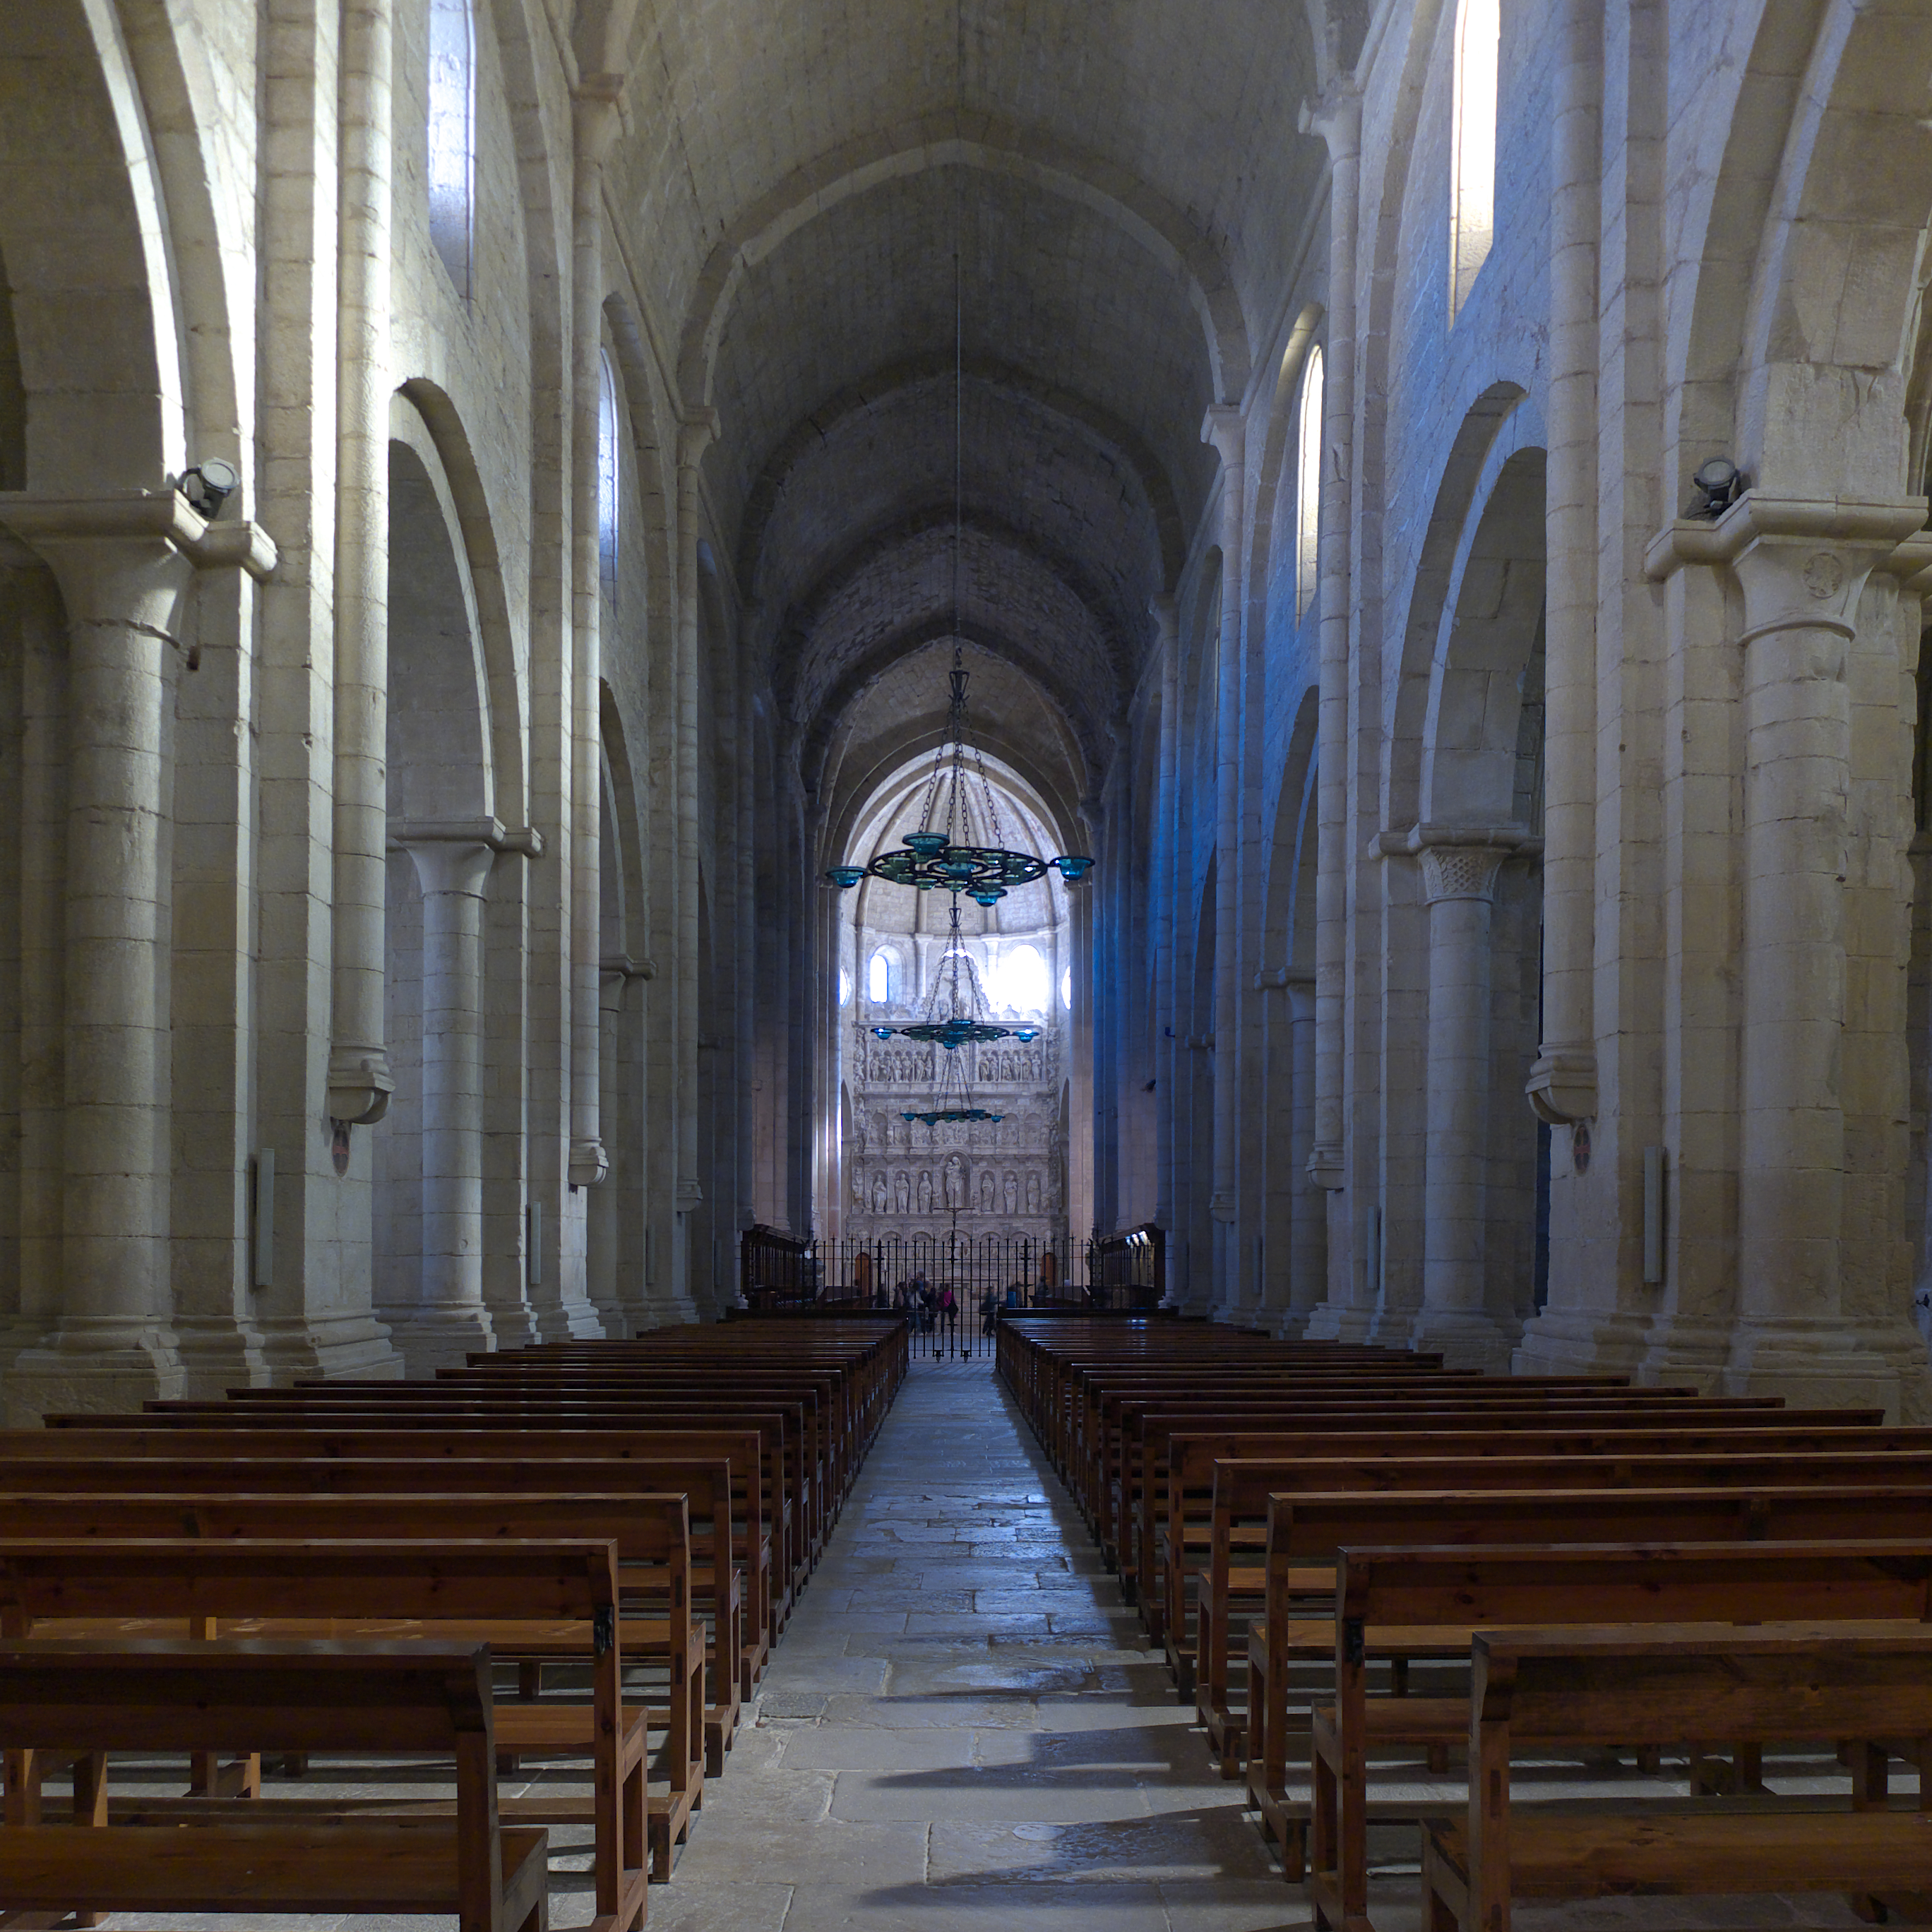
[386,816,544,859]
[0,489,279,584]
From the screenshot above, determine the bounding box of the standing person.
[979,1287,998,1337]
[937,1281,958,1344]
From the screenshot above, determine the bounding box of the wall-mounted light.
[178,459,239,519]
[1688,457,1742,520]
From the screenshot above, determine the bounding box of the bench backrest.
[1472,1621,1932,1744]
[0,1636,496,1756]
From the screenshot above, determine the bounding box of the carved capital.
[1306,1141,1344,1191]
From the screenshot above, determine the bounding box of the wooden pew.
[1200,1444,1932,1777]
[0,1638,549,1932]
[1251,1485,1932,1878]
[0,1489,703,1880]
[1420,1623,1932,1932]
[1150,1400,1818,1673]
[1120,1398,1870,1623]
[0,1450,745,1775]
[1312,1540,1932,1932]
[1125,1409,1900,1631]
[0,1537,641,1931]
[12,1424,774,1700]
[64,1398,813,1629]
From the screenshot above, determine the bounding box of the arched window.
[427,0,476,295]
[838,967,852,1007]
[867,950,891,1004]
[997,944,1048,1015]
[1295,345,1325,619]
[597,349,620,602]
[1450,0,1499,320]
[1061,966,1073,1010]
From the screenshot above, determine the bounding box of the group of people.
[862,1275,1008,1339]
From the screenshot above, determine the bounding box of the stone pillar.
[1301,78,1359,1208]
[1723,522,1928,1409]
[673,408,717,1306]
[566,83,619,1193]
[1150,595,1180,1268]
[327,0,396,1129]
[1203,405,1246,1312]
[390,833,494,1369]
[1283,970,1324,1335]
[1407,829,1525,1368]
[0,495,276,1416]
[586,960,627,1330]
[1525,0,1602,1131]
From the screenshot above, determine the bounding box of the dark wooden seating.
[1310,1541,1932,1931]
[0,1536,642,1929]
[1420,1623,1932,1932]
[16,1423,775,1694]
[1203,1445,1932,1778]
[0,1637,549,1932]
[0,1488,702,1880]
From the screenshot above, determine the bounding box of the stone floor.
[649,1353,1301,1932]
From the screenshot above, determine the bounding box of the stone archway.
[376,436,502,1371]
[1403,445,1547,1369]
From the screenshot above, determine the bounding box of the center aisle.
[654,1355,1300,1932]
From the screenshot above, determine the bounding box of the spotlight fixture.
[1689,457,1742,520]
[179,459,240,519]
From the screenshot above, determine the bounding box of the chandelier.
[824,223,1092,908]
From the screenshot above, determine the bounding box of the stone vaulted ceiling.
[609,0,1338,818]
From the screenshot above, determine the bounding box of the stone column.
[1202,405,1246,1313]
[1284,970,1324,1335]
[1525,0,1602,1131]
[673,408,717,1304]
[1407,828,1525,1368]
[1723,518,1928,1409]
[1150,595,1180,1266]
[566,83,619,1193]
[586,958,628,1330]
[327,0,396,1129]
[0,495,275,1416]
[391,832,495,1369]
[1301,78,1359,1208]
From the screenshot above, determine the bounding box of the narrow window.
[1295,345,1325,619]
[839,967,852,1007]
[998,944,1048,1015]
[868,950,890,1004]
[427,0,476,296]
[1060,966,1073,1010]
[1449,0,1499,320]
[597,349,620,602]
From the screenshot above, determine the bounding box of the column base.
[1300,1302,1376,1343]
[634,1292,700,1332]
[173,1316,274,1396]
[5,1320,185,1423]
[1721,1315,1932,1424]
[382,1306,498,1377]
[531,1292,607,1344]
[1513,1306,1658,1379]
[254,1312,404,1383]
[1402,1307,1520,1373]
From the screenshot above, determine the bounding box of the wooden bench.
[116,1395,816,1616]
[1122,1402,1887,1626]
[1199,1445,1932,1777]
[0,1449,745,1775]
[20,1422,776,1695]
[1311,1540,1932,1932]
[0,1536,641,1930]
[1248,1484,1932,1880]
[0,1637,549,1931]
[0,1488,703,1880]
[1421,1623,1932,1932]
